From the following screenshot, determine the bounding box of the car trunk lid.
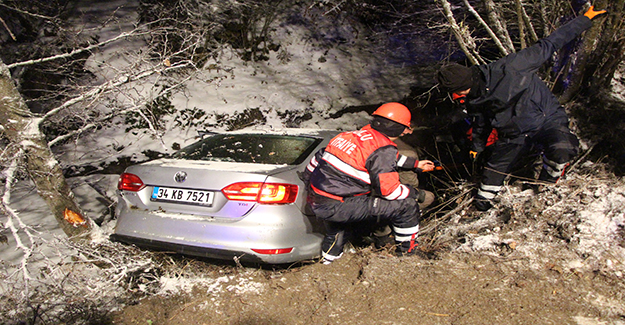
[123,159,296,218]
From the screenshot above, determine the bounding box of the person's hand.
[584,6,606,19]
[417,160,435,172]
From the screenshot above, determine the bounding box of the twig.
[425,312,451,317]
[568,143,596,173]
[323,0,346,16]
[420,189,473,236]
[0,148,34,293]
[0,16,16,41]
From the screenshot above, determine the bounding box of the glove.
[406,185,426,203]
[469,150,479,162]
[584,6,606,19]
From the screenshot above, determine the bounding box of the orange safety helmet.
[372,102,411,127]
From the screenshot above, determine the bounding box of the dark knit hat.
[370,115,406,137]
[437,63,474,92]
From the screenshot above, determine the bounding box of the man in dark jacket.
[303,102,435,263]
[437,6,606,211]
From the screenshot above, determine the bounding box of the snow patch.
[159,273,265,296]
[141,158,289,172]
[459,234,500,252]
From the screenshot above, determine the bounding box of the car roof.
[198,127,339,138]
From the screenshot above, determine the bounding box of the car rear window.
[172,134,321,165]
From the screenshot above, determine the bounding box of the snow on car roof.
[201,127,338,137]
[141,158,291,171]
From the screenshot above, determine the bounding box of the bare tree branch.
[0,16,17,41]
[0,148,34,294]
[0,2,57,20]
[6,30,148,70]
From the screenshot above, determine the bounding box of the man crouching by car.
[301,102,435,263]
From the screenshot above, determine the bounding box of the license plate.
[151,186,215,206]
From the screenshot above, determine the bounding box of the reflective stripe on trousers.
[477,183,501,200]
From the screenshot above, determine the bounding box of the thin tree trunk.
[0,60,93,241]
[560,0,624,103]
[516,0,538,43]
[438,0,484,65]
[482,0,515,53]
[539,0,549,37]
[462,0,510,56]
[516,0,527,49]
[585,0,625,100]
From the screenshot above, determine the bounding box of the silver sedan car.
[111,129,337,264]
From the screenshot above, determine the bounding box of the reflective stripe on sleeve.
[322,152,371,184]
[397,155,408,168]
[306,156,318,172]
[383,183,410,200]
[310,155,319,167]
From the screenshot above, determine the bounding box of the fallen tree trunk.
[0,60,93,241]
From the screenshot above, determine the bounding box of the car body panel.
[122,161,285,218]
[112,129,338,264]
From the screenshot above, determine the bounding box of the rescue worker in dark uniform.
[303,103,435,263]
[437,6,606,211]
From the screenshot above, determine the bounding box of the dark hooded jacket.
[467,15,593,153]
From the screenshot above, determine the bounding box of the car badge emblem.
[174,171,187,183]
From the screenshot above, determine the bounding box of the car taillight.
[259,183,298,204]
[251,248,294,255]
[221,182,298,204]
[118,173,146,192]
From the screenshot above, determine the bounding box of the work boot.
[416,188,426,203]
[373,233,395,249]
[395,234,419,256]
[321,221,345,264]
[538,168,560,184]
[473,196,492,211]
[395,243,420,257]
[321,252,343,265]
[418,190,435,210]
